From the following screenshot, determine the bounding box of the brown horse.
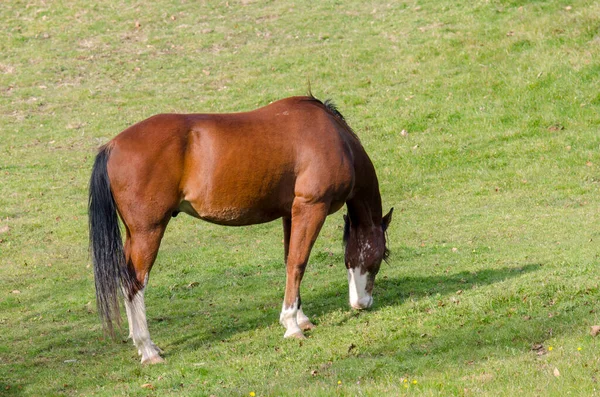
[89,95,393,364]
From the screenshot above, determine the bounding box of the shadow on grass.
[165,263,542,353]
[2,259,581,396]
[374,263,542,308]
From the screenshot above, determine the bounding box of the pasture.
[1,0,600,395]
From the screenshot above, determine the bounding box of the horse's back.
[183,97,355,222]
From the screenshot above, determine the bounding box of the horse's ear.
[382,208,393,231]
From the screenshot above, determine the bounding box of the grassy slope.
[1,0,600,395]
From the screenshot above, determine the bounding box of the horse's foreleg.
[124,227,166,364]
[282,217,291,264]
[280,200,327,338]
[296,306,316,331]
[282,216,315,332]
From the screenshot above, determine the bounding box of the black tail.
[88,145,129,338]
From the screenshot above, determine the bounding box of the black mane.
[322,99,346,121]
[303,93,361,142]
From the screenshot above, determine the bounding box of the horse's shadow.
[374,263,540,308]
[164,263,541,353]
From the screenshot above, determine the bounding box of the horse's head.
[343,208,393,309]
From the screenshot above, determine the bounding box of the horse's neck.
[347,149,383,228]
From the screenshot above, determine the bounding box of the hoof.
[299,321,316,331]
[284,331,306,340]
[141,355,165,365]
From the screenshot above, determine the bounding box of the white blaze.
[347,268,373,309]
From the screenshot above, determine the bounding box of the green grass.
[1,0,600,395]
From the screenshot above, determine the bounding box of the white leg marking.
[347,268,373,309]
[296,306,311,327]
[125,288,164,364]
[279,298,303,338]
[122,287,134,340]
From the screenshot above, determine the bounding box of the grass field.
[2,0,600,395]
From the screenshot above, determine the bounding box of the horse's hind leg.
[123,225,167,364]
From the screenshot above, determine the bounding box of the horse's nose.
[350,295,373,310]
[347,268,374,309]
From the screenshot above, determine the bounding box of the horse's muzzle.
[350,295,373,310]
[347,268,374,310]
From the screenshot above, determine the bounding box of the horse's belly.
[200,207,282,226]
[179,199,287,226]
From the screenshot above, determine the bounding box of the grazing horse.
[89,95,393,364]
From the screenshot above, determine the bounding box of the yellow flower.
[249,393,256,397]
[578,347,582,351]
[548,346,553,351]
[403,379,408,383]
[404,384,409,388]
[412,380,418,385]
[337,380,342,385]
